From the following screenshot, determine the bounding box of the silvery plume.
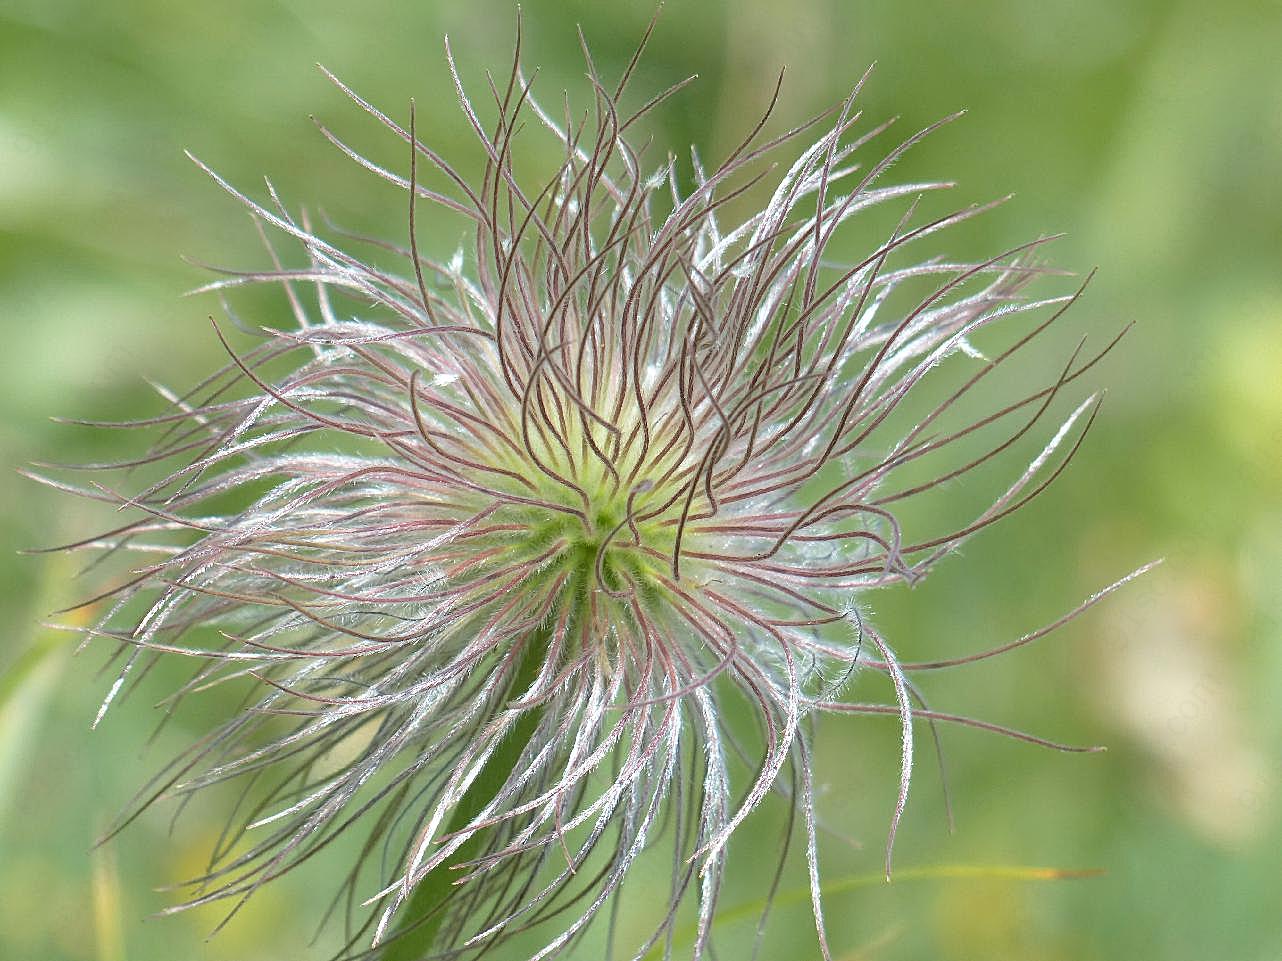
[31,18,1148,961]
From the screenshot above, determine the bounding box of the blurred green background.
[2,0,1280,958]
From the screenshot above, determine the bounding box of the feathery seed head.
[36,17,1139,961]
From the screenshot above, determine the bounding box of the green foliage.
[2,1,1280,959]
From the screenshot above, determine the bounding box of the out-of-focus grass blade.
[836,920,906,961]
[92,841,126,961]
[0,553,80,827]
[0,554,123,957]
[823,862,1104,896]
[720,862,1104,927]
[645,862,1103,959]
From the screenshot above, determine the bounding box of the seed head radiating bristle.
[33,17,1146,961]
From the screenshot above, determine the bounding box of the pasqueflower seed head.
[35,17,1149,961]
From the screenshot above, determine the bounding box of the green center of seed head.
[581,478,663,595]
[519,471,670,600]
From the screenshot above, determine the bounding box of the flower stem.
[385,625,554,960]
